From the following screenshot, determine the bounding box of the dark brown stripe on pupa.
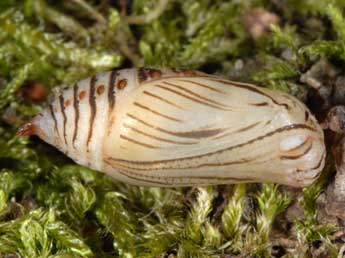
[123,123,197,145]
[177,79,226,94]
[86,75,97,151]
[59,94,67,145]
[209,78,290,109]
[163,81,230,108]
[296,151,325,174]
[108,70,117,110]
[49,104,59,140]
[72,83,79,148]
[133,102,182,122]
[214,121,262,139]
[105,160,256,185]
[120,134,159,149]
[305,111,309,122]
[115,168,169,185]
[108,123,316,170]
[310,151,325,170]
[155,84,231,111]
[126,113,225,139]
[280,142,313,160]
[251,102,269,106]
[143,90,184,109]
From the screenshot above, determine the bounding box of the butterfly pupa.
[18,68,326,187]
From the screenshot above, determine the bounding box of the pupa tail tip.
[17,121,37,137]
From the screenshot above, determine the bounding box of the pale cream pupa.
[18,68,326,187]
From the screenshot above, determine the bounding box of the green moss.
[300,4,345,60]
[0,0,341,257]
[0,208,93,257]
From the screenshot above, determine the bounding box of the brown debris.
[326,136,345,218]
[322,106,345,221]
[119,0,129,16]
[242,8,280,39]
[322,106,345,133]
[333,76,345,105]
[300,59,338,91]
[301,59,339,112]
[2,107,22,125]
[285,199,304,223]
[21,81,48,103]
[316,192,338,225]
[276,238,296,249]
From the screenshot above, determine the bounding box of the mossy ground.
[0,1,344,257]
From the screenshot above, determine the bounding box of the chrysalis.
[18,68,326,187]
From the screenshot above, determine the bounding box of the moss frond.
[221,184,247,252]
[95,191,139,257]
[300,5,345,60]
[185,187,214,243]
[251,56,299,90]
[294,183,337,248]
[0,208,92,257]
[251,184,291,256]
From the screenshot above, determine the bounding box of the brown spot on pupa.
[117,79,127,89]
[182,70,197,76]
[138,68,164,83]
[97,85,105,95]
[305,110,309,122]
[64,99,71,107]
[149,69,162,79]
[79,90,86,100]
[172,68,197,76]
